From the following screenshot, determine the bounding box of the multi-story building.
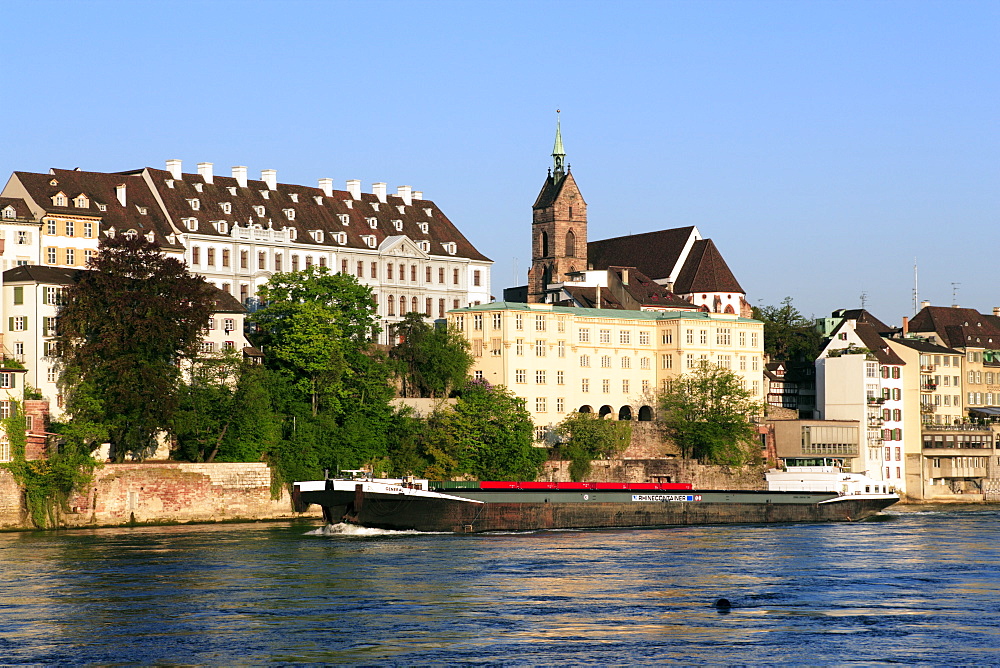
[1,265,251,418]
[816,313,907,491]
[0,162,492,344]
[448,302,764,439]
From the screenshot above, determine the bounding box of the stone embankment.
[0,462,321,531]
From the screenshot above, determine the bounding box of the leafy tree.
[753,296,823,361]
[216,364,281,463]
[251,266,380,415]
[554,412,632,481]
[389,312,473,398]
[422,380,544,480]
[657,362,764,465]
[57,234,216,460]
[174,350,243,462]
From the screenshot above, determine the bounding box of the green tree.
[389,312,473,398]
[753,296,823,361]
[554,412,632,481]
[173,350,243,463]
[658,362,764,465]
[422,380,544,480]
[57,234,216,460]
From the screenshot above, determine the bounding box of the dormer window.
[49,179,58,186]
[392,219,403,231]
[418,240,430,252]
[97,203,107,211]
[288,228,297,241]
[228,187,238,196]
[52,192,67,207]
[423,207,432,217]
[189,199,200,211]
[2,206,14,219]
[283,208,295,220]
[254,205,265,216]
[290,193,299,203]
[124,229,138,239]
[221,202,232,214]
[362,235,377,248]
[165,179,175,189]
[418,222,429,234]
[443,241,457,255]
[367,217,378,229]
[137,206,148,215]
[371,202,379,211]
[339,214,350,226]
[194,183,203,193]
[260,190,269,200]
[311,230,324,243]
[336,232,347,245]
[314,196,324,205]
[145,232,155,242]
[215,221,229,234]
[74,195,89,208]
[184,218,198,231]
[396,205,405,214]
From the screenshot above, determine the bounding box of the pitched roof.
[144,167,490,262]
[889,338,961,355]
[836,309,895,335]
[672,238,744,294]
[587,226,696,281]
[12,169,184,251]
[533,171,582,209]
[908,306,1000,348]
[606,266,698,309]
[854,322,906,365]
[0,197,33,220]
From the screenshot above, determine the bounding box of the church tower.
[528,112,588,303]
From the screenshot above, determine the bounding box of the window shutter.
[13,287,23,305]
[22,317,27,330]
[7,317,11,331]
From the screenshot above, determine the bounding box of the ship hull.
[296,487,898,534]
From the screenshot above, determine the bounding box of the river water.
[1,507,998,665]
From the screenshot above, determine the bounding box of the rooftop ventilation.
[261,169,277,191]
[346,179,361,200]
[318,178,333,197]
[166,159,182,180]
[232,166,248,188]
[198,162,214,184]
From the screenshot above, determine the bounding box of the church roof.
[533,171,580,210]
[587,226,696,281]
[672,239,744,294]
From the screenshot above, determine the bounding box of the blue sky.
[4,0,998,325]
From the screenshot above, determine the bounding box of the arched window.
[411,296,418,312]
[565,229,576,257]
[638,406,653,421]
[599,405,613,418]
[388,295,395,316]
[579,405,593,414]
[399,296,406,314]
[539,231,549,257]
[618,406,633,421]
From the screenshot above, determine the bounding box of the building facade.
[448,302,764,439]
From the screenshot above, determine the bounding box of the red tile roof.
[672,239,744,294]
[587,226,696,281]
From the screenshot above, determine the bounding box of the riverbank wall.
[0,462,322,531]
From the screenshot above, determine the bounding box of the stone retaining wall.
[541,457,768,490]
[0,462,321,530]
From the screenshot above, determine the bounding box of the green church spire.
[552,109,566,179]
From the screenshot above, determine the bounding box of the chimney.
[372,182,387,203]
[318,178,333,197]
[412,191,423,200]
[346,179,361,200]
[596,285,601,309]
[261,169,277,191]
[166,159,182,180]
[197,162,214,184]
[622,268,629,284]
[902,316,909,335]
[994,307,1000,317]
[396,185,412,206]
[115,184,126,207]
[920,300,930,310]
[232,166,248,188]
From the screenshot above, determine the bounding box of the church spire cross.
[552,109,566,179]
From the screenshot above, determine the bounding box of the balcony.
[921,364,936,373]
[921,383,938,391]
[867,397,886,405]
[920,404,937,414]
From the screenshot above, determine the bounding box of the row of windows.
[682,328,758,347]
[45,219,96,238]
[386,296,462,319]
[920,354,962,368]
[580,354,649,369]
[45,247,94,266]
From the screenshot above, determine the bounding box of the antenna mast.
[860,291,868,310]
[912,258,919,315]
[951,282,961,308]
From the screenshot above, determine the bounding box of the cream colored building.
[447,302,764,440]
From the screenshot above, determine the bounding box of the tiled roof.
[144,168,490,262]
[453,301,760,323]
[854,322,906,365]
[672,239,744,294]
[908,306,1000,348]
[587,226,695,281]
[607,266,698,309]
[3,265,81,285]
[837,309,894,335]
[533,172,571,209]
[12,169,184,250]
[889,338,961,355]
[0,197,33,220]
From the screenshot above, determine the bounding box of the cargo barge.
[294,468,899,533]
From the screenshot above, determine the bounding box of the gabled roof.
[0,197,33,220]
[533,171,583,209]
[587,226,696,281]
[672,238,744,294]
[908,306,1000,348]
[854,322,906,366]
[12,169,183,250]
[606,266,698,309]
[143,167,490,262]
[835,309,895,335]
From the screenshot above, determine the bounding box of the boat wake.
[304,523,439,538]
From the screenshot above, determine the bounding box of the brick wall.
[0,462,321,530]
